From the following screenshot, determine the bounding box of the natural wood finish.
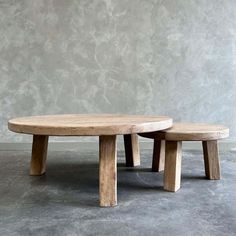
[8,114,173,207]
[30,135,49,176]
[164,141,182,192]
[124,134,140,167]
[152,140,165,172]
[99,135,117,207]
[8,114,173,136]
[140,123,228,192]
[202,141,220,179]
[139,123,229,141]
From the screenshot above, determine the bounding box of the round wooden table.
[8,114,172,207]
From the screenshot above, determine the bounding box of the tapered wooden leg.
[30,135,49,176]
[152,140,165,172]
[99,135,117,207]
[124,134,140,167]
[164,141,182,192]
[202,140,220,179]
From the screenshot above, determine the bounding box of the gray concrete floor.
[0,149,235,236]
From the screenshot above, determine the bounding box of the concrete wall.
[0,0,236,143]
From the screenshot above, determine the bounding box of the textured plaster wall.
[0,0,236,142]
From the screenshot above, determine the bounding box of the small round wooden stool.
[139,123,229,192]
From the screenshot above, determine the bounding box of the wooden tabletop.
[8,114,173,136]
[140,123,229,141]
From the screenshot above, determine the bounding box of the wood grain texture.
[152,140,165,172]
[124,134,140,167]
[139,123,229,141]
[30,135,49,176]
[140,123,227,189]
[202,141,220,179]
[8,114,173,136]
[99,135,117,207]
[164,141,182,192]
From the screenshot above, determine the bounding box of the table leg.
[164,141,182,192]
[99,135,117,207]
[202,140,220,179]
[30,135,49,176]
[152,139,165,172]
[123,134,140,167]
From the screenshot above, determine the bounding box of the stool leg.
[30,135,49,176]
[152,140,165,172]
[202,140,220,179]
[99,135,117,207]
[164,141,182,192]
[124,134,140,167]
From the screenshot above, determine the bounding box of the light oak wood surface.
[139,123,229,193]
[139,123,229,141]
[99,135,117,207]
[202,140,220,180]
[164,141,182,192]
[8,114,173,136]
[9,114,172,207]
